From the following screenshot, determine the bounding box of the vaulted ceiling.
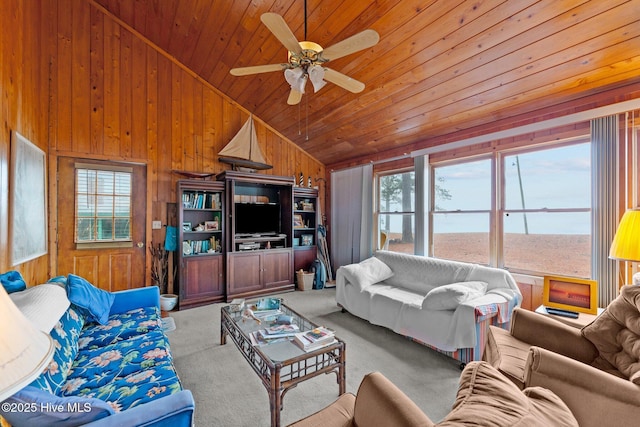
[93,0,640,166]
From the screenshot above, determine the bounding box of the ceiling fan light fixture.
[230,11,379,104]
[287,41,324,65]
[284,68,307,93]
[308,65,327,93]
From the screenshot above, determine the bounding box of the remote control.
[545,307,579,319]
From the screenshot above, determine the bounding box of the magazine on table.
[250,331,291,347]
[262,323,300,337]
[293,327,336,351]
[249,297,283,318]
[302,326,334,342]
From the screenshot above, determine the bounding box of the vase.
[160,293,178,312]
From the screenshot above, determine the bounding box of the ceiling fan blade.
[323,68,365,93]
[261,13,302,54]
[321,29,380,61]
[230,63,289,76]
[287,88,303,105]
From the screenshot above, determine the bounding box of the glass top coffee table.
[220,300,346,427]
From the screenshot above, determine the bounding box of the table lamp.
[609,208,640,285]
[0,285,54,402]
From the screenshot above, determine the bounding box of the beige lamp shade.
[609,209,640,262]
[0,285,54,402]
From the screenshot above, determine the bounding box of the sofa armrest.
[82,390,194,427]
[524,347,640,427]
[109,286,160,315]
[510,308,597,363]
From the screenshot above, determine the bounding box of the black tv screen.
[235,203,281,235]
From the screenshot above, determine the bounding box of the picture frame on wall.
[10,131,48,265]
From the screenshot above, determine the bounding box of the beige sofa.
[288,361,577,427]
[485,286,640,427]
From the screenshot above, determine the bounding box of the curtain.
[330,164,373,270]
[591,115,619,306]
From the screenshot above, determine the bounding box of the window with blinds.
[75,164,132,244]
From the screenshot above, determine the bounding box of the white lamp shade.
[609,209,640,262]
[0,285,54,402]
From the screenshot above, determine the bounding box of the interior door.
[56,157,147,291]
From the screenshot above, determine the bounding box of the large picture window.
[377,170,415,254]
[75,165,132,244]
[428,140,591,278]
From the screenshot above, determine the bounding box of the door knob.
[137,242,144,248]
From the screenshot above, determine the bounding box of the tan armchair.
[484,288,640,427]
[288,361,577,427]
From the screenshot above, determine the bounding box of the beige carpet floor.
[165,287,462,426]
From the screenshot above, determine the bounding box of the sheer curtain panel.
[330,164,373,270]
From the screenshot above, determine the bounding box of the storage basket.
[296,270,314,291]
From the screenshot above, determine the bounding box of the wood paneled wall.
[0,0,51,284]
[0,0,324,284]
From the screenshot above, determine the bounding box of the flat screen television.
[235,203,281,235]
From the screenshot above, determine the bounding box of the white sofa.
[336,251,522,364]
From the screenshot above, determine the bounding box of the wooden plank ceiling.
[93,0,640,166]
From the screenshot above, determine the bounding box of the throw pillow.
[437,361,578,427]
[66,274,115,325]
[9,284,70,332]
[0,386,114,426]
[339,257,394,291]
[422,281,487,310]
[0,270,27,293]
[581,285,640,383]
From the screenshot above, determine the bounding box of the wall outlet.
[152,220,162,230]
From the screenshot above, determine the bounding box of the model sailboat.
[218,115,273,171]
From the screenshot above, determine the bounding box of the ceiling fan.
[230,11,379,105]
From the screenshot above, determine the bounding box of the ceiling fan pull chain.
[298,101,302,136]
[305,93,309,141]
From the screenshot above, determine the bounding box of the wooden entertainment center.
[177,172,319,307]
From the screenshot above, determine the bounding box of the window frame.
[496,139,591,276]
[74,162,134,249]
[427,137,591,277]
[375,168,416,252]
[429,154,495,265]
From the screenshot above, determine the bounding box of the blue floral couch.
[1,273,194,427]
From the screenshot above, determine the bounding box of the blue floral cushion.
[29,306,85,394]
[66,361,182,413]
[65,329,173,391]
[79,307,162,350]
